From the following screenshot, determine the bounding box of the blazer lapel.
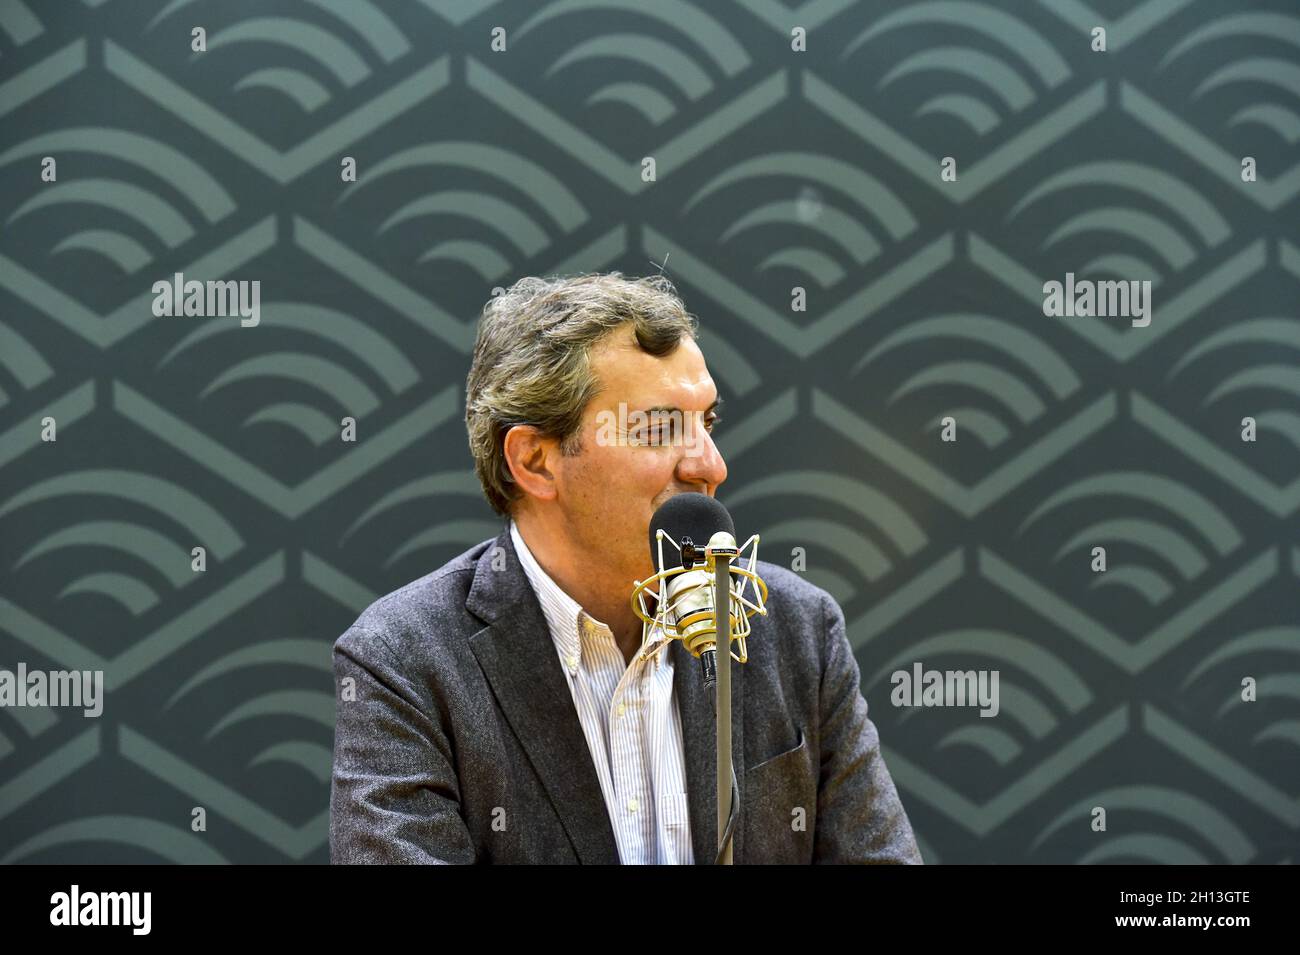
[466,527,620,864]
[674,636,744,864]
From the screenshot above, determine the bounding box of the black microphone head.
[649,492,735,571]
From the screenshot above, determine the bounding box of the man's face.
[552,326,728,585]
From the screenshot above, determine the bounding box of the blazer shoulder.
[749,559,841,662]
[335,536,495,656]
[754,559,835,617]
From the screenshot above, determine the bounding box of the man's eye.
[705,415,721,431]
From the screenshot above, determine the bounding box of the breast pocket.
[742,727,816,864]
[659,790,692,865]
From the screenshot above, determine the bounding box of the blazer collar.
[465,525,619,863]
[464,524,745,864]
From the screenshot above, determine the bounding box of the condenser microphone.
[634,492,767,689]
[649,493,733,687]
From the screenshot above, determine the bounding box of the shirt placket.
[589,618,654,864]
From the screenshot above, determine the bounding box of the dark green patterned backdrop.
[0,0,1297,864]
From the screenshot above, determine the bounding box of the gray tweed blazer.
[329,524,923,864]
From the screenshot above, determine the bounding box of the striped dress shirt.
[509,520,693,865]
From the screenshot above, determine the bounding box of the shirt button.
[617,703,626,717]
[627,797,639,813]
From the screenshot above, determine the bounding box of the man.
[329,273,922,864]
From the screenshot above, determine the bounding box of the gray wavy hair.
[465,272,700,517]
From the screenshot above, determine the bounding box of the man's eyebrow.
[639,396,724,416]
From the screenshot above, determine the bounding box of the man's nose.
[676,423,728,493]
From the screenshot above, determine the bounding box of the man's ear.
[502,424,558,503]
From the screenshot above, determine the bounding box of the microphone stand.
[712,548,734,865]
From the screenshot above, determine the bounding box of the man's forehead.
[590,333,716,406]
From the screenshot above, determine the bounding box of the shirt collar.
[509,519,662,673]
[511,519,593,674]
